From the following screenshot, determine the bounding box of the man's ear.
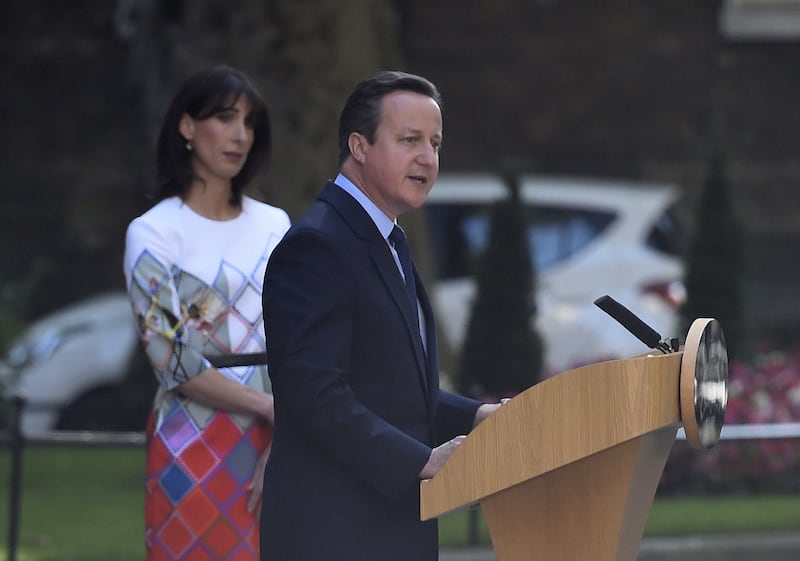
[348,132,368,164]
[178,113,194,141]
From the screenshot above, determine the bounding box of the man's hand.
[472,402,503,428]
[419,435,466,479]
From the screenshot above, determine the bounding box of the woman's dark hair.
[337,71,442,168]
[155,65,271,205]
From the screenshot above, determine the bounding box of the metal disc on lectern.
[680,318,728,449]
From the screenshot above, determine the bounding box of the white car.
[0,292,152,437]
[424,173,687,378]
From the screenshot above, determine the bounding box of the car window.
[645,203,686,258]
[426,203,615,280]
[527,206,614,268]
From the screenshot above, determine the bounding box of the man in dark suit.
[260,71,501,561]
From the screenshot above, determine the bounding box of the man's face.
[358,90,443,220]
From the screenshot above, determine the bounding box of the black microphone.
[593,295,671,353]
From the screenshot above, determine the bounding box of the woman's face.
[179,96,255,186]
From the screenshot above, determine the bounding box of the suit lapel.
[319,184,431,398]
[414,267,440,399]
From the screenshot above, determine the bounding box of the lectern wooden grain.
[420,318,727,561]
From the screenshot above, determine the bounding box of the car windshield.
[426,203,615,280]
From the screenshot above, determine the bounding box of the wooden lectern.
[420,318,728,561]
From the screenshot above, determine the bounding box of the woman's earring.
[186,141,193,152]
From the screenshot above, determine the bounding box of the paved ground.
[439,531,800,561]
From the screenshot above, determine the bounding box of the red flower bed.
[661,344,800,494]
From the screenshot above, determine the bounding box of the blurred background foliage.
[0,0,410,320]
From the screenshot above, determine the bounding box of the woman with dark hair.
[123,65,290,561]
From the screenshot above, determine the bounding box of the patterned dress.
[123,196,290,561]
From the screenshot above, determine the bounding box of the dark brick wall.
[400,1,800,216]
[399,0,800,341]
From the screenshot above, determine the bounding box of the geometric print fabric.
[146,414,272,561]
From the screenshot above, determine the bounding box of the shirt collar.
[334,173,395,239]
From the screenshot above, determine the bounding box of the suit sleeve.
[263,230,432,500]
[433,390,482,445]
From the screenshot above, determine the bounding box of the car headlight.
[5,329,64,370]
[5,329,64,376]
[7,342,31,369]
[1,330,66,394]
[0,360,13,385]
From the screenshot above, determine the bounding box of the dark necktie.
[389,225,419,322]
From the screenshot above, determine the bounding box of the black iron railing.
[3,398,800,559]
[2,397,145,561]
